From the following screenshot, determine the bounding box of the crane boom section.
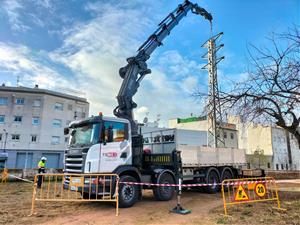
[114,0,212,134]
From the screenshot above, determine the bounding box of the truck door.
[100,120,132,172]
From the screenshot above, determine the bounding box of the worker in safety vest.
[37,157,47,188]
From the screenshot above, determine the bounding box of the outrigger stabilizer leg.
[170,178,191,215]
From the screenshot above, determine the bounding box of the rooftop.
[0,85,88,103]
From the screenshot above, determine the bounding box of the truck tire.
[153,173,175,201]
[221,168,233,181]
[204,169,220,194]
[221,168,233,192]
[119,175,139,208]
[81,192,95,199]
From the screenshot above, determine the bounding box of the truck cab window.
[104,121,128,143]
[70,123,100,147]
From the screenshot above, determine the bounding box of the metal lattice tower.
[201,32,225,148]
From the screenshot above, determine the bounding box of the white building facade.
[271,127,300,171]
[168,117,239,148]
[0,85,89,169]
[228,116,300,171]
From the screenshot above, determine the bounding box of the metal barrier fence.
[221,177,281,215]
[30,173,119,216]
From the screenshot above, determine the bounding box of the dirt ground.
[0,181,299,225]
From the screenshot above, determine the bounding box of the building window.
[223,131,227,139]
[51,136,60,144]
[68,104,72,110]
[15,98,25,105]
[0,115,5,123]
[0,97,8,105]
[64,137,69,143]
[267,163,271,169]
[0,134,2,141]
[12,134,20,141]
[32,117,40,125]
[74,111,78,119]
[54,102,63,111]
[286,164,288,170]
[82,112,86,118]
[14,116,22,123]
[230,133,234,139]
[33,99,41,107]
[281,164,284,170]
[276,164,279,170]
[52,119,62,128]
[31,135,37,142]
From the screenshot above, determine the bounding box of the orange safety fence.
[30,173,119,216]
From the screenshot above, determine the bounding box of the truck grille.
[65,153,86,173]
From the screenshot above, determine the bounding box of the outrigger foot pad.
[170,204,191,215]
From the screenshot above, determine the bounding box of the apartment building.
[0,85,89,169]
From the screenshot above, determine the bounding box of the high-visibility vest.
[38,160,45,168]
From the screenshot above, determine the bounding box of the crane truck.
[63,0,261,208]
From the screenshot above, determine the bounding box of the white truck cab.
[65,116,132,174]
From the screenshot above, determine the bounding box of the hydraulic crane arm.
[113,0,212,135]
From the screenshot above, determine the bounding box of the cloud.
[135,106,149,121]
[48,1,158,116]
[0,42,70,89]
[1,0,29,31]
[155,50,205,78]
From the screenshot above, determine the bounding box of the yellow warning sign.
[222,177,283,216]
[255,183,266,197]
[234,185,249,201]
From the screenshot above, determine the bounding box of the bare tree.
[220,27,300,147]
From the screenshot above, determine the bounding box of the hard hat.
[41,157,47,161]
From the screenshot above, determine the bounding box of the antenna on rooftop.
[17,76,20,87]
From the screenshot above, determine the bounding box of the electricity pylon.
[202,32,225,148]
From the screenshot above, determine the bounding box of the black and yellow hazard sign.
[234,185,249,201]
[255,183,266,197]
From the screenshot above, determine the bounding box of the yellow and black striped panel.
[144,154,172,164]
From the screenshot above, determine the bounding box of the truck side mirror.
[64,127,69,135]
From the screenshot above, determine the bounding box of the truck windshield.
[70,123,100,147]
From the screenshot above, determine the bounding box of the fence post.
[221,181,227,215]
[29,175,37,216]
[116,176,119,216]
[273,178,281,209]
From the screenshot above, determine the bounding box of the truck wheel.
[153,173,175,201]
[221,168,233,192]
[221,168,233,181]
[81,192,95,199]
[119,175,139,208]
[204,169,220,194]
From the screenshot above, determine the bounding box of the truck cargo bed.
[142,128,246,167]
[179,145,246,167]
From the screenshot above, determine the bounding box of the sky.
[0,0,299,126]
